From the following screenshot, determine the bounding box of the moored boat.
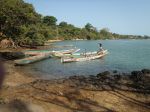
[24,48,80,56]
[52,48,80,57]
[53,51,98,58]
[61,50,108,63]
[24,50,52,56]
[14,53,52,65]
[52,48,80,54]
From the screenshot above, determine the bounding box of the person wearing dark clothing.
[99,43,103,51]
[99,43,102,47]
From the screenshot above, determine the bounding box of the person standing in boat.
[97,43,104,54]
[99,43,104,51]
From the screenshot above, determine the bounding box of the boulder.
[141,69,150,74]
[97,71,111,78]
[130,71,143,81]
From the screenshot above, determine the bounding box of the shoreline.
[0,61,150,112]
[0,45,150,112]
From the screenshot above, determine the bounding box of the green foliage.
[85,23,95,32]
[99,28,113,39]
[58,23,80,40]
[0,0,46,45]
[18,24,50,45]
[0,0,149,47]
[0,0,41,39]
[82,23,98,40]
[59,22,68,27]
[43,16,57,27]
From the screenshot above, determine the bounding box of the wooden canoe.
[52,49,80,57]
[61,50,108,63]
[14,53,51,65]
[53,51,98,58]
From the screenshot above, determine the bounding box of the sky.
[24,0,150,35]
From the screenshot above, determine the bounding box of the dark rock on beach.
[1,65,150,112]
[130,71,143,81]
[64,70,150,93]
[142,69,150,74]
[97,71,111,79]
[0,52,25,60]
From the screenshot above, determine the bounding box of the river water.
[17,40,150,79]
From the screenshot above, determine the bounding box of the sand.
[0,61,150,112]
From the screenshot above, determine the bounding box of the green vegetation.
[0,0,149,47]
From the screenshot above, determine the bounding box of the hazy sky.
[24,0,150,35]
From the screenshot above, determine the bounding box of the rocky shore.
[0,59,150,112]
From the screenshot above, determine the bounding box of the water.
[18,40,150,79]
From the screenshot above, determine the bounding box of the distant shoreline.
[45,38,150,42]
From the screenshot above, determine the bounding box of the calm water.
[18,40,150,79]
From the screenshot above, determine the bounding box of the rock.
[131,71,143,75]
[0,52,25,60]
[114,74,122,80]
[129,70,150,90]
[97,71,111,79]
[69,75,86,81]
[141,69,150,74]
[88,75,97,80]
[130,71,143,81]
[113,70,118,74]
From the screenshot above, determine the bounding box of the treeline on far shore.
[0,0,150,47]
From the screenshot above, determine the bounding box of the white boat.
[52,48,80,57]
[53,51,98,58]
[24,48,79,56]
[61,50,108,63]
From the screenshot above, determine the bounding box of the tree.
[0,0,42,45]
[99,28,112,39]
[85,23,94,32]
[0,0,146,46]
[0,0,57,46]
[43,16,57,26]
[59,22,68,27]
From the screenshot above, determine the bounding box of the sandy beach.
[0,61,149,112]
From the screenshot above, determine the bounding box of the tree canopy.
[85,23,95,32]
[43,16,57,27]
[0,0,149,47]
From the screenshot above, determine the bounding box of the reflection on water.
[17,40,150,79]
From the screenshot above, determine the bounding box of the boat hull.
[14,53,51,65]
[61,50,108,63]
[52,49,80,57]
